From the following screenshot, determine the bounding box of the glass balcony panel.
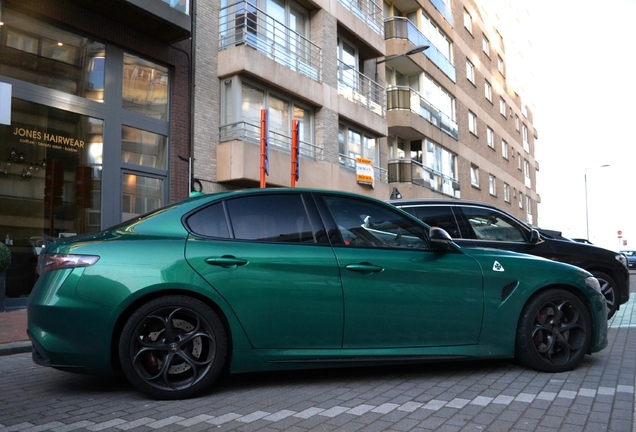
[388,158,460,198]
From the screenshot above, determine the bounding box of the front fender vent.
[501,281,519,302]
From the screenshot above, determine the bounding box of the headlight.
[585,276,601,293]
[616,254,628,268]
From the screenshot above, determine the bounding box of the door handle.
[205,256,249,268]
[344,263,384,274]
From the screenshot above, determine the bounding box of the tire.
[119,295,227,400]
[591,271,618,319]
[515,289,591,373]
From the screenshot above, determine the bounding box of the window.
[484,81,492,102]
[464,9,472,33]
[503,183,510,202]
[524,159,532,188]
[323,196,430,250]
[489,175,496,196]
[526,196,533,224]
[123,53,169,120]
[339,123,378,169]
[497,55,504,74]
[421,74,456,122]
[519,192,523,209]
[405,205,469,239]
[470,165,479,187]
[419,12,452,61]
[466,60,475,83]
[521,103,528,118]
[462,207,526,242]
[122,174,164,219]
[468,111,477,135]
[486,127,494,148]
[220,76,315,154]
[499,97,506,117]
[186,203,230,239]
[515,114,520,131]
[502,140,508,159]
[517,151,522,170]
[482,36,489,56]
[121,126,167,170]
[522,124,529,152]
[224,194,316,243]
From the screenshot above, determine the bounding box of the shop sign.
[0,83,11,126]
[10,126,84,154]
[356,157,374,187]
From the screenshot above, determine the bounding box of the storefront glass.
[123,53,169,120]
[0,99,103,298]
[0,9,106,102]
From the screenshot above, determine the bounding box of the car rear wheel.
[515,289,591,373]
[119,295,227,399]
[591,271,617,319]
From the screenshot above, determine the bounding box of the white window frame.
[482,35,489,56]
[466,60,475,84]
[522,124,529,152]
[502,139,508,159]
[464,9,472,33]
[503,183,510,202]
[468,111,477,135]
[497,55,504,74]
[484,80,492,102]
[499,97,506,117]
[489,174,496,196]
[470,165,479,187]
[486,126,494,148]
[526,196,533,224]
[524,159,532,188]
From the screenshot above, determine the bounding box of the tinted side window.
[186,203,230,238]
[323,196,430,249]
[460,206,527,242]
[226,194,316,243]
[408,205,462,238]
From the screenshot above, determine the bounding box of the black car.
[620,250,636,269]
[389,199,630,318]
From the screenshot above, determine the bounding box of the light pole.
[374,45,429,83]
[585,164,610,241]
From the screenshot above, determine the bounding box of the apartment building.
[193,0,539,225]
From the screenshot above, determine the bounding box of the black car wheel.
[592,271,617,319]
[119,295,227,400]
[515,289,591,373]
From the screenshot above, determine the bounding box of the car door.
[456,205,540,255]
[185,192,344,349]
[319,195,485,349]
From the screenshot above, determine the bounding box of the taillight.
[38,254,100,275]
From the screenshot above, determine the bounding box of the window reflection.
[0,9,106,102]
[122,174,163,220]
[121,126,167,169]
[122,53,169,120]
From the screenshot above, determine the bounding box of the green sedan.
[28,188,608,399]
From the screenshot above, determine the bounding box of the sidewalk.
[0,308,30,356]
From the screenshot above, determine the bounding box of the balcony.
[429,0,453,27]
[386,86,458,140]
[339,154,389,183]
[220,121,323,161]
[388,159,460,198]
[338,0,384,37]
[384,17,456,83]
[64,0,191,43]
[219,1,322,82]
[338,61,385,117]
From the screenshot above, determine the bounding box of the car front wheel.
[515,289,591,373]
[591,271,618,319]
[119,295,227,399]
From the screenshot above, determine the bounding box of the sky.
[522,0,636,251]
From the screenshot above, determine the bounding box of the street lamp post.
[374,45,429,83]
[584,164,610,241]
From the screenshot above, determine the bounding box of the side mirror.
[429,227,453,251]
[530,229,542,244]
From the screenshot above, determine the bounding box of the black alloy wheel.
[119,295,227,399]
[592,271,618,319]
[515,289,591,373]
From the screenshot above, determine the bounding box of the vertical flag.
[291,120,300,187]
[260,109,268,188]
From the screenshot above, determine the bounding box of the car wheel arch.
[583,268,619,318]
[109,289,235,373]
[515,284,598,355]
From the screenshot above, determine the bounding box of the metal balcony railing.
[337,60,385,117]
[339,154,388,183]
[219,121,324,160]
[219,1,322,82]
[384,17,456,83]
[388,158,460,198]
[338,0,384,36]
[386,86,458,140]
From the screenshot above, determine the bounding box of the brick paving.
[0,274,634,431]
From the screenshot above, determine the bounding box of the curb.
[0,341,31,357]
